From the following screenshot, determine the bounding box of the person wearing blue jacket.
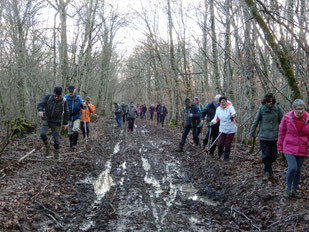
[64,85,84,150]
[176,98,201,152]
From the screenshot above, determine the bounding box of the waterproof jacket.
[181,104,201,128]
[248,104,283,141]
[211,102,237,134]
[121,104,128,115]
[80,103,95,122]
[142,105,147,113]
[37,94,69,126]
[157,105,168,116]
[64,93,84,121]
[196,103,204,127]
[114,104,123,118]
[149,106,155,114]
[127,105,137,118]
[202,101,219,124]
[277,111,309,157]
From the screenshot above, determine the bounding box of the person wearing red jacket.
[277,99,309,199]
[80,96,95,138]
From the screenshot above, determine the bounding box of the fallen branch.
[34,200,61,219]
[31,184,48,199]
[268,211,309,228]
[45,213,63,228]
[60,149,86,156]
[18,149,36,162]
[232,207,261,231]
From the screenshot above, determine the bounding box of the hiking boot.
[43,140,50,156]
[290,190,300,199]
[54,149,60,159]
[175,147,183,152]
[223,156,230,162]
[216,153,222,159]
[284,187,291,199]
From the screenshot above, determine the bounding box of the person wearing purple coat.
[149,104,155,120]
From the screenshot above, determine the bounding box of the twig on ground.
[18,149,36,162]
[34,200,61,219]
[268,211,309,228]
[31,184,48,199]
[232,207,261,231]
[45,213,63,228]
[61,150,86,156]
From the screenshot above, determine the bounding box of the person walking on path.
[142,104,147,119]
[37,86,69,159]
[64,85,84,150]
[113,102,123,128]
[155,102,161,125]
[127,101,138,132]
[176,98,201,152]
[80,96,95,138]
[149,104,155,120]
[157,102,168,127]
[202,95,221,156]
[248,93,283,179]
[210,96,237,161]
[277,99,309,199]
[193,96,204,137]
[121,103,128,123]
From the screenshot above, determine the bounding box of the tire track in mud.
[79,119,218,231]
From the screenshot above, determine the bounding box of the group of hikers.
[38,86,308,199]
[112,101,168,130]
[37,86,95,159]
[175,93,308,199]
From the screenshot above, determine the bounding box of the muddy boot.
[175,147,184,152]
[54,149,60,160]
[223,147,230,161]
[69,135,73,149]
[43,140,50,156]
[216,146,224,159]
[284,187,291,199]
[72,132,79,150]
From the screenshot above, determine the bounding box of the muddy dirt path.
[1,117,309,231]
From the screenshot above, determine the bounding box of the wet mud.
[0,117,309,231]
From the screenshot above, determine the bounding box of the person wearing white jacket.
[210,96,237,161]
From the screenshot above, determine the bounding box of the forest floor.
[0,117,309,232]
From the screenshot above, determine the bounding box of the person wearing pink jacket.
[277,99,309,198]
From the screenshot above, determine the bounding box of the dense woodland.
[0,0,308,140]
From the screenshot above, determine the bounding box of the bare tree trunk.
[245,0,301,100]
[210,0,220,93]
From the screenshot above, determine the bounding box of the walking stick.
[205,127,212,159]
[197,132,222,156]
[84,107,88,146]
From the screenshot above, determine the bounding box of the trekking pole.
[197,132,222,156]
[205,127,212,159]
[84,107,88,146]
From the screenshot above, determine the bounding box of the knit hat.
[86,96,91,101]
[68,85,75,91]
[53,86,62,95]
[185,98,192,105]
[193,96,199,101]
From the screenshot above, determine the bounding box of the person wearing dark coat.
[157,102,168,127]
[202,95,221,156]
[126,101,138,131]
[142,104,147,119]
[149,104,155,120]
[37,86,69,159]
[155,102,161,125]
[176,98,201,152]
